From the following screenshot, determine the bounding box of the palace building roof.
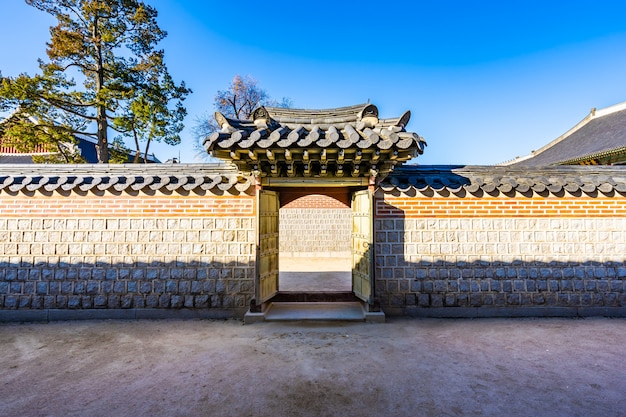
[503,101,626,167]
[203,103,426,179]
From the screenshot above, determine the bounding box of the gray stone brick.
[101,281,112,294]
[165,280,178,293]
[31,296,43,309]
[179,281,190,293]
[385,294,400,307]
[540,268,552,279]
[35,282,48,295]
[93,295,106,308]
[444,294,456,306]
[113,281,125,293]
[120,295,133,308]
[483,294,494,305]
[533,293,545,305]
[158,294,170,307]
[597,280,609,291]
[410,280,421,293]
[580,293,593,306]
[211,295,222,308]
[105,295,118,308]
[545,293,558,305]
[572,280,584,292]
[130,295,142,308]
[195,294,209,308]
[457,293,470,307]
[42,296,55,308]
[5,269,17,281]
[144,295,158,308]
[184,295,194,308]
[68,296,81,309]
[60,282,73,294]
[470,294,482,307]
[127,281,137,293]
[85,281,99,295]
[417,294,429,306]
[132,269,146,280]
[506,294,520,305]
[169,295,183,308]
[78,296,91,308]
[79,268,92,280]
[55,295,67,308]
[18,296,31,308]
[139,282,152,294]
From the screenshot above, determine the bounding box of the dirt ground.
[1,317,625,417]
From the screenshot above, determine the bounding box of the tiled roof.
[0,155,36,164]
[382,165,626,196]
[1,112,160,163]
[0,164,253,194]
[504,102,626,167]
[204,103,426,178]
[1,163,624,197]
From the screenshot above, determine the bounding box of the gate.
[351,189,374,303]
[257,190,279,303]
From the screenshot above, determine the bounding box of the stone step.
[244,301,385,324]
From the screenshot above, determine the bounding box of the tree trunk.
[93,15,109,163]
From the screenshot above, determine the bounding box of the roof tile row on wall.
[382,165,626,196]
[0,164,254,194]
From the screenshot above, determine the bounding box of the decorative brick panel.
[280,188,350,208]
[377,196,626,218]
[0,194,255,217]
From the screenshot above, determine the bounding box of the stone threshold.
[244,301,385,324]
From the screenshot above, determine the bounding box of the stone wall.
[0,165,256,320]
[279,192,351,257]
[2,164,625,320]
[375,192,626,316]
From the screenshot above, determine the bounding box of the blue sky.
[2,0,626,165]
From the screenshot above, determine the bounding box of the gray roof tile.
[508,103,626,167]
[383,165,626,196]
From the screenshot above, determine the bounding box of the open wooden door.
[257,190,279,303]
[351,189,374,304]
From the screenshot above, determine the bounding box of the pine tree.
[0,0,190,163]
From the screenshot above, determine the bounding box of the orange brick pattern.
[0,194,255,217]
[376,197,626,218]
[280,189,350,208]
